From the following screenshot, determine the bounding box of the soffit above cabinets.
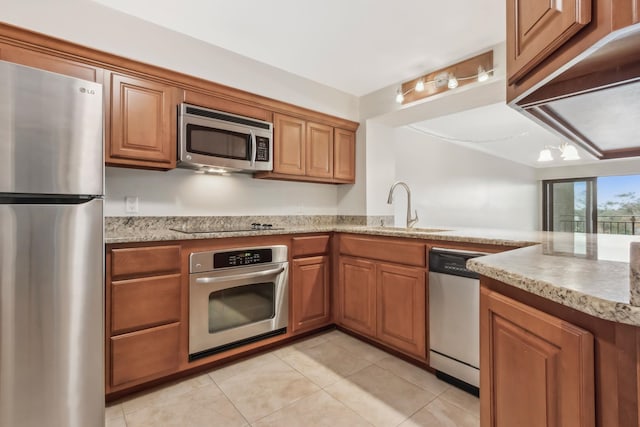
[543,82,640,152]
[524,79,640,160]
[513,24,640,161]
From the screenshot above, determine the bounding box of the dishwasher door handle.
[195,266,285,284]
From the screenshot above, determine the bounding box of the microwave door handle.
[195,266,285,284]
[250,129,257,167]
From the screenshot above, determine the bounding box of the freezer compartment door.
[0,199,104,427]
[0,60,103,196]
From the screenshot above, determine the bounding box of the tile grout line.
[207,372,253,426]
[207,361,322,425]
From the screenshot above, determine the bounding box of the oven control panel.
[190,245,288,273]
[214,248,273,268]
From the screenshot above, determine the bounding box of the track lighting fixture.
[394,51,494,104]
[447,74,459,89]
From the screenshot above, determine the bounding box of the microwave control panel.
[255,136,270,162]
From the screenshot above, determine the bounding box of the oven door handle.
[195,266,285,284]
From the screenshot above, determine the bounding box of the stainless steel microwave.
[178,103,273,173]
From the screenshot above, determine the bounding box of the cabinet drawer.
[111,245,181,279]
[111,274,181,334]
[340,235,425,267]
[292,235,330,257]
[110,323,180,387]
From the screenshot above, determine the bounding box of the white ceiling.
[410,103,598,168]
[92,0,505,96]
[92,0,600,168]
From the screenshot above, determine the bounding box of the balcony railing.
[558,215,638,234]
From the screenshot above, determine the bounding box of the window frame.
[542,177,597,233]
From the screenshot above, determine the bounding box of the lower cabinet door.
[480,287,595,427]
[291,256,331,333]
[338,256,376,337]
[110,322,180,387]
[376,263,426,357]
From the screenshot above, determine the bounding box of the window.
[543,174,640,235]
[543,178,596,233]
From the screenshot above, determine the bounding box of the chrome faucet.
[387,181,419,228]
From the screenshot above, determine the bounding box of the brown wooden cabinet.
[273,113,306,176]
[291,256,331,333]
[480,286,595,427]
[0,24,359,174]
[306,122,334,179]
[259,113,356,184]
[376,263,426,357]
[507,0,591,85]
[338,256,377,337]
[507,0,640,102]
[106,244,183,393]
[105,71,179,169]
[291,235,332,333]
[337,235,427,359]
[0,42,103,82]
[338,255,426,358]
[333,128,356,182]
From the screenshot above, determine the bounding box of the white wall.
[3,0,364,216]
[337,124,367,215]
[3,0,358,121]
[393,127,539,230]
[355,43,539,230]
[104,167,338,217]
[365,121,397,216]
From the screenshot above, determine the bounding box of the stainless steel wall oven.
[189,245,288,360]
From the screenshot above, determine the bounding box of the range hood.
[512,23,640,160]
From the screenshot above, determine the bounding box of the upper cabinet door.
[106,71,177,169]
[333,129,356,183]
[507,0,591,85]
[273,113,306,176]
[306,122,333,179]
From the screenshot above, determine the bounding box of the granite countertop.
[105,216,640,326]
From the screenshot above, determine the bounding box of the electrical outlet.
[124,196,139,214]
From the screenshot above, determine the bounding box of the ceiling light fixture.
[537,143,581,162]
[447,74,459,89]
[395,51,494,104]
[477,66,489,82]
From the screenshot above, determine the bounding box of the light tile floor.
[106,330,480,427]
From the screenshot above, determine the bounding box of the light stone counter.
[105,216,640,325]
[467,233,640,325]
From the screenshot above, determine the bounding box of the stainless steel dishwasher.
[429,247,488,395]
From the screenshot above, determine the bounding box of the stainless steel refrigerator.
[0,60,104,426]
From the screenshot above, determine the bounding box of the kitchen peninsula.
[106,216,640,426]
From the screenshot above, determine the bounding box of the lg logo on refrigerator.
[79,87,96,95]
